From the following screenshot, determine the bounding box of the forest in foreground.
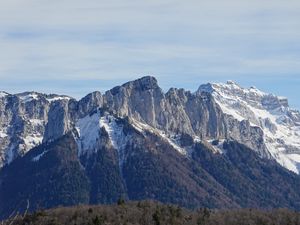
[3,200,300,225]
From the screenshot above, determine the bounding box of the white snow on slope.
[75,111,130,174]
[0,129,7,138]
[22,135,43,151]
[29,119,44,126]
[19,119,44,155]
[0,117,44,165]
[131,118,188,156]
[99,115,129,167]
[0,92,8,98]
[47,96,71,103]
[198,81,300,174]
[6,145,16,164]
[75,112,189,161]
[17,93,72,104]
[75,112,101,156]
[18,93,40,103]
[75,111,128,165]
[207,139,226,154]
[32,150,49,162]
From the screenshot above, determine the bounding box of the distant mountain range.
[1,76,300,219]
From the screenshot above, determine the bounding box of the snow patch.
[32,150,49,162]
[18,93,40,103]
[47,96,71,103]
[75,112,101,156]
[99,115,128,167]
[131,119,188,156]
[29,119,44,126]
[0,91,8,98]
[75,112,128,165]
[23,135,43,151]
[0,130,7,138]
[207,139,226,154]
[6,145,15,164]
[75,111,129,177]
[159,131,187,156]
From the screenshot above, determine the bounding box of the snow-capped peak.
[198,81,267,100]
[15,92,73,104]
[0,91,9,98]
[17,92,41,103]
[46,95,72,103]
[198,81,300,174]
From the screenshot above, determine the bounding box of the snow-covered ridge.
[198,81,300,174]
[131,118,189,156]
[75,111,190,160]
[47,96,72,103]
[0,91,8,98]
[17,92,40,103]
[14,92,73,103]
[32,150,49,162]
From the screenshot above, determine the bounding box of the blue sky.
[0,0,299,109]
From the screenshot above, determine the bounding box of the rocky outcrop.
[198,81,300,173]
[2,77,300,218]
[0,76,299,174]
[0,93,73,166]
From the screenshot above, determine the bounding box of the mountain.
[0,76,300,219]
[198,81,300,173]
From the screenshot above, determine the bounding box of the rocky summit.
[0,76,300,219]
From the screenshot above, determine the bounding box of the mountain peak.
[123,76,159,91]
[226,80,240,86]
[198,81,268,97]
[108,76,160,96]
[0,91,9,98]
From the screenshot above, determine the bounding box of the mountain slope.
[1,76,300,219]
[0,92,74,167]
[198,81,300,173]
[1,112,300,219]
[0,133,90,219]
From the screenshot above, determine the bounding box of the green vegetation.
[3,201,300,225]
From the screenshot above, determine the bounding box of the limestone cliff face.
[103,77,225,138]
[102,77,266,155]
[198,81,300,173]
[0,93,50,166]
[0,93,76,166]
[0,76,298,173]
[44,99,72,142]
[2,77,300,219]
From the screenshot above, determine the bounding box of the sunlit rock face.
[198,81,300,173]
[1,76,300,174]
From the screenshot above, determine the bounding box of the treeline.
[3,200,300,225]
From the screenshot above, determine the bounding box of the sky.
[0,0,299,109]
